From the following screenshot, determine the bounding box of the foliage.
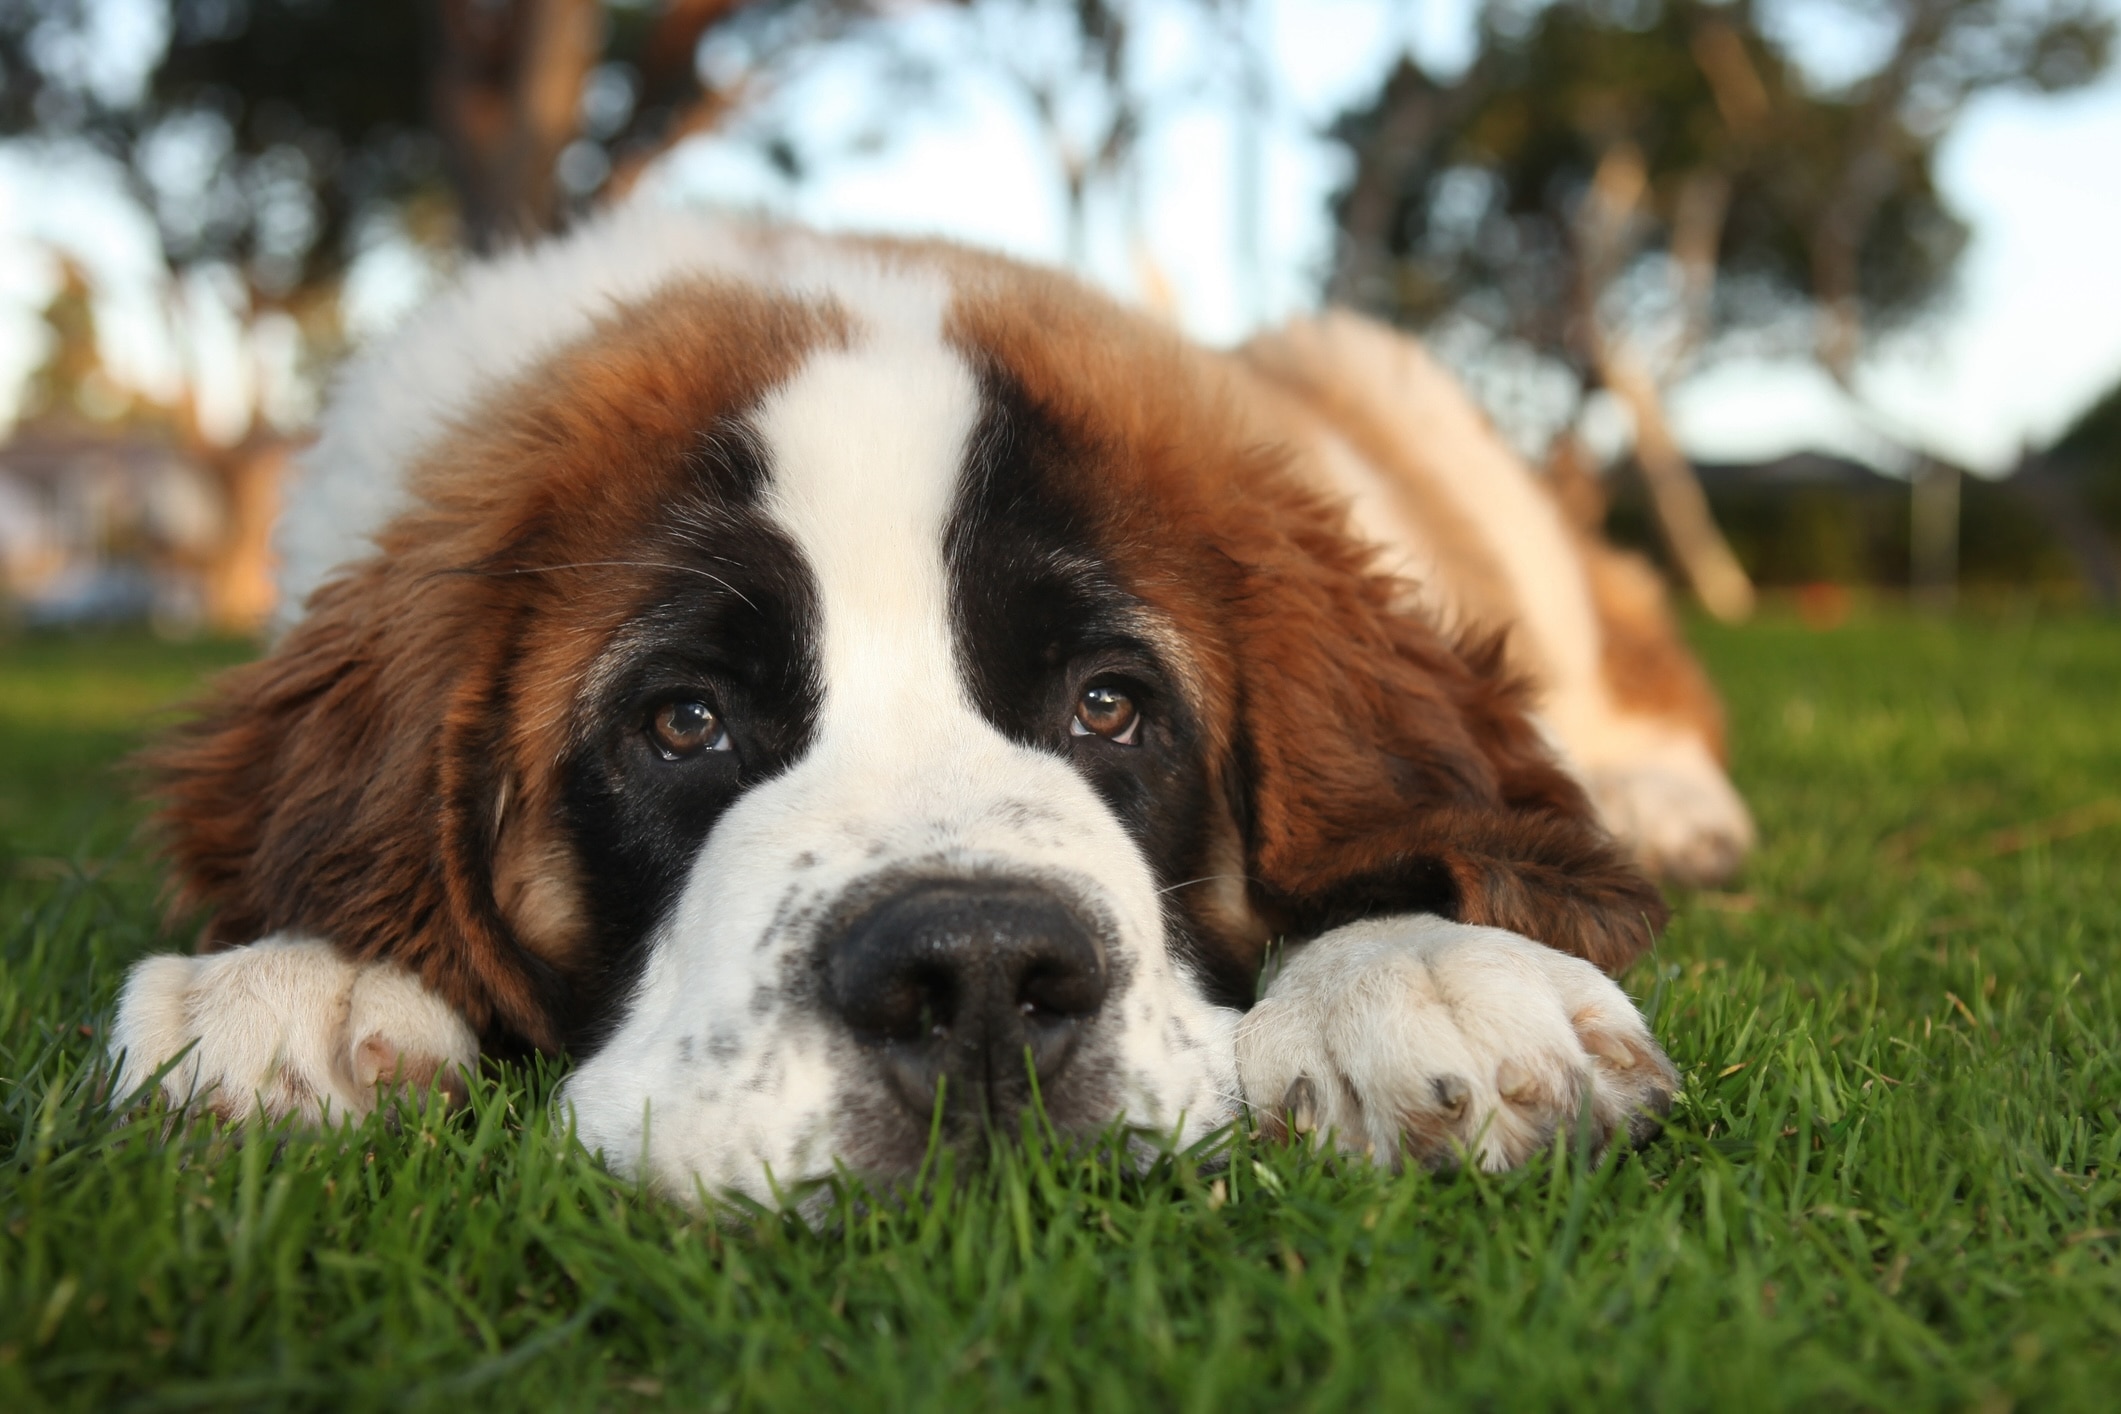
[6,0,428,302]
[1600,467,2090,591]
[2,619,2118,1409]
[2049,377,2121,538]
[0,1,878,296]
[1328,0,2113,393]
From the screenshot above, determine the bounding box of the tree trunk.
[427,0,601,250]
[1574,146,1755,623]
[199,436,290,635]
[1909,457,1960,612]
[1598,342,1757,623]
[1327,59,1455,307]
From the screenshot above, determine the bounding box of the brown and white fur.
[107,207,1744,1203]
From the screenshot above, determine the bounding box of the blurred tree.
[5,259,288,627]
[980,0,1142,271]
[0,2,899,298]
[0,0,894,628]
[17,261,107,426]
[946,0,1247,302]
[2048,378,2121,538]
[1327,0,2114,619]
[5,0,1238,627]
[2025,376,2121,601]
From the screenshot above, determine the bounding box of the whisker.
[484,561,758,612]
[1156,873,1254,897]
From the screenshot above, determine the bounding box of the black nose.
[824,879,1109,1124]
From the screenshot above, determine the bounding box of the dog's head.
[154,224,1662,1198]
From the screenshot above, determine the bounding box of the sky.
[3,0,2120,476]
[1671,65,2121,471]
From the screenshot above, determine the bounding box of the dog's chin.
[555,1011,1244,1206]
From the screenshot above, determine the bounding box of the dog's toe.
[1237,916,1677,1170]
[110,936,476,1126]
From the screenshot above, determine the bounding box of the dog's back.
[1239,311,1753,885]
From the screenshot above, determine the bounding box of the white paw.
[1235,917,1677,1170]
[1584,750,1755,887]
[108,935,478,1125]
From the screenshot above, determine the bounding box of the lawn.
[1,612,2116,1411]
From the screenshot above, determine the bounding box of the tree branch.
[1576,143,1755,622]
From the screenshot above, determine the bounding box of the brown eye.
[649,699,729,760]
[1070,684,1141,745]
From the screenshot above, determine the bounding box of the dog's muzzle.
[823,879,1109,1126]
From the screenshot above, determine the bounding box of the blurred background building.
[2,0,2118,634]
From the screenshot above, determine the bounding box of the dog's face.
[552,274,1255,1186]
[155,240,1662,1198]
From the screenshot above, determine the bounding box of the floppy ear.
[148,561,567,1051]
[1227,522,1667,974]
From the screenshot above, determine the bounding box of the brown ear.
[1227,519,1667,974]
[147,562,567,1051]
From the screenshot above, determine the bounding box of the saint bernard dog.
[108,206,1753,1203]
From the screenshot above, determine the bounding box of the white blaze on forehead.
[750,273,977,745]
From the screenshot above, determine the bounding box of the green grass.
[2,613,2117,1411]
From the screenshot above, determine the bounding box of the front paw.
[108,935,477,1125]
[1235,917,1677,1170]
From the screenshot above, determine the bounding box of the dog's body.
[110,209,1746,1200]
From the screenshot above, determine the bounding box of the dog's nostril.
[823,880,1108,1116]
[838,957,959,1044]
[1019,960,1106,1023]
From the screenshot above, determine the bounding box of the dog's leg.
[1235,916,1677,1168]
[108,935,478,1125]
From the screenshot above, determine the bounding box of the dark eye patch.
[945,359,1253,1009]
[553,507,821,1053]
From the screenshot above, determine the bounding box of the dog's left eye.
[648,699,731,760]
[1070,685,1141,745]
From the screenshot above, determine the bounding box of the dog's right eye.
[1070,683,1141,745]
[648,699,730,760]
